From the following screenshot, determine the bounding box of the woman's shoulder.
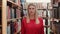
[22,16,27,21]
[22,16,27,24]
[38,17,43,20]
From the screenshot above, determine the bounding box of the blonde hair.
[26,3,40,24]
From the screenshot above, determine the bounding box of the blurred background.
[0,0,60,34]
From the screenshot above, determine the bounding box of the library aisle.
[0,0,60,34]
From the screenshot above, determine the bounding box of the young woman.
[21,3,44,34]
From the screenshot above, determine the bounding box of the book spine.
[17,19,21,33]
[10,8,15,19]
[59,7,60,19]
[16,9,20,18]
[7,24,10,34]
[10,21,14,34]
[15,0,20,5]
[7,6,11,19]
[14,8,16,18]
[13,20,18,33]
[54,8,58,19]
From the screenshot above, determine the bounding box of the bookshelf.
[1,0,60,34]
[0,0,22,34]
[50,0,60,34]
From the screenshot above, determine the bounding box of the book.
[7,6,17,19]
[43,10,46,17]
[17,19,21,33]
[23,9,27,16]
[10,8,16,19]
[21,4,24,18]
[7,23,11,34]
[12,8,15,18]
[16,0,21,6]
[58,3,60,19]
[7,6,11,19]
[20,0,25,3]
[9,20,18,34]
[16,9,21,18]
[14,8,16,18]
[53,7,59,19]
[37,10,43,17]
[13,20,18,33]
[18,0,21,5]
[10,21,15,34]
[48,3,52,9]
[48,10,52,18]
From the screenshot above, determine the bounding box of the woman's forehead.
[28,5,36,8]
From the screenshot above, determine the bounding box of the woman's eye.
[32,8,34,9]
[29,8,31,9]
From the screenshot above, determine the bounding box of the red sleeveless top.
[21,17,44,34]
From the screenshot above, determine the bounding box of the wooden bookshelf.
[1,0,21,34]
[1,0,59,34]
[2,0,7,34]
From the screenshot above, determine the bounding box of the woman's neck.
[29,15,35,19]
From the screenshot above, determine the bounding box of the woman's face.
[28,5,36,16]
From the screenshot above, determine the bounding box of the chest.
[24,20,42,30]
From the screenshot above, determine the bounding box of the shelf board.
[41,16,60,22]
[7,0,21,8]
[41,16,51,19]
[50,18,60,22]
[7,17,21,21]
[16,17,22,19]
[44,25,50,28]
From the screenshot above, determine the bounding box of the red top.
[21,17,44,34]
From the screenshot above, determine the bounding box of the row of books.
[23,3,52,10]
[23,9,52,18]
[7,6,21,19]
[7,4,21,34]
[52,3,60,19]
[7,19,21,34]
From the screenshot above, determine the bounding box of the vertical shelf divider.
[2,0,7,34]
